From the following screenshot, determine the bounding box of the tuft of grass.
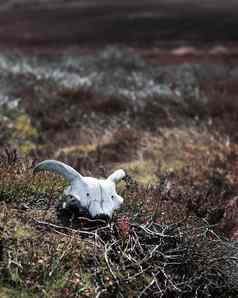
[55,144,97,158]
[117,160,158,185]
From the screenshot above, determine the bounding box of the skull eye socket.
[86,193,90,197]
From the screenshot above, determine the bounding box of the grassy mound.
[0,154,238,297]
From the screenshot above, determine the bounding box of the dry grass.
[0,147,238,297]
[1,49,238,297]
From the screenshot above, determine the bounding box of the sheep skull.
[33,160,126,218]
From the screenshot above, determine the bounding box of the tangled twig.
[32,217,238,297]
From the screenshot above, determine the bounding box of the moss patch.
[117,160,158,185]
[14,225,35,240]
[14,115,38,140]
[0,286,32,298]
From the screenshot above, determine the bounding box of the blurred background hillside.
[0,0,238,46]
[1,0,238,179]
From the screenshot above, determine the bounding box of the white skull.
[33,160,126,218]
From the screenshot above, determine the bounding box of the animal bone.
[33,160,127,218]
